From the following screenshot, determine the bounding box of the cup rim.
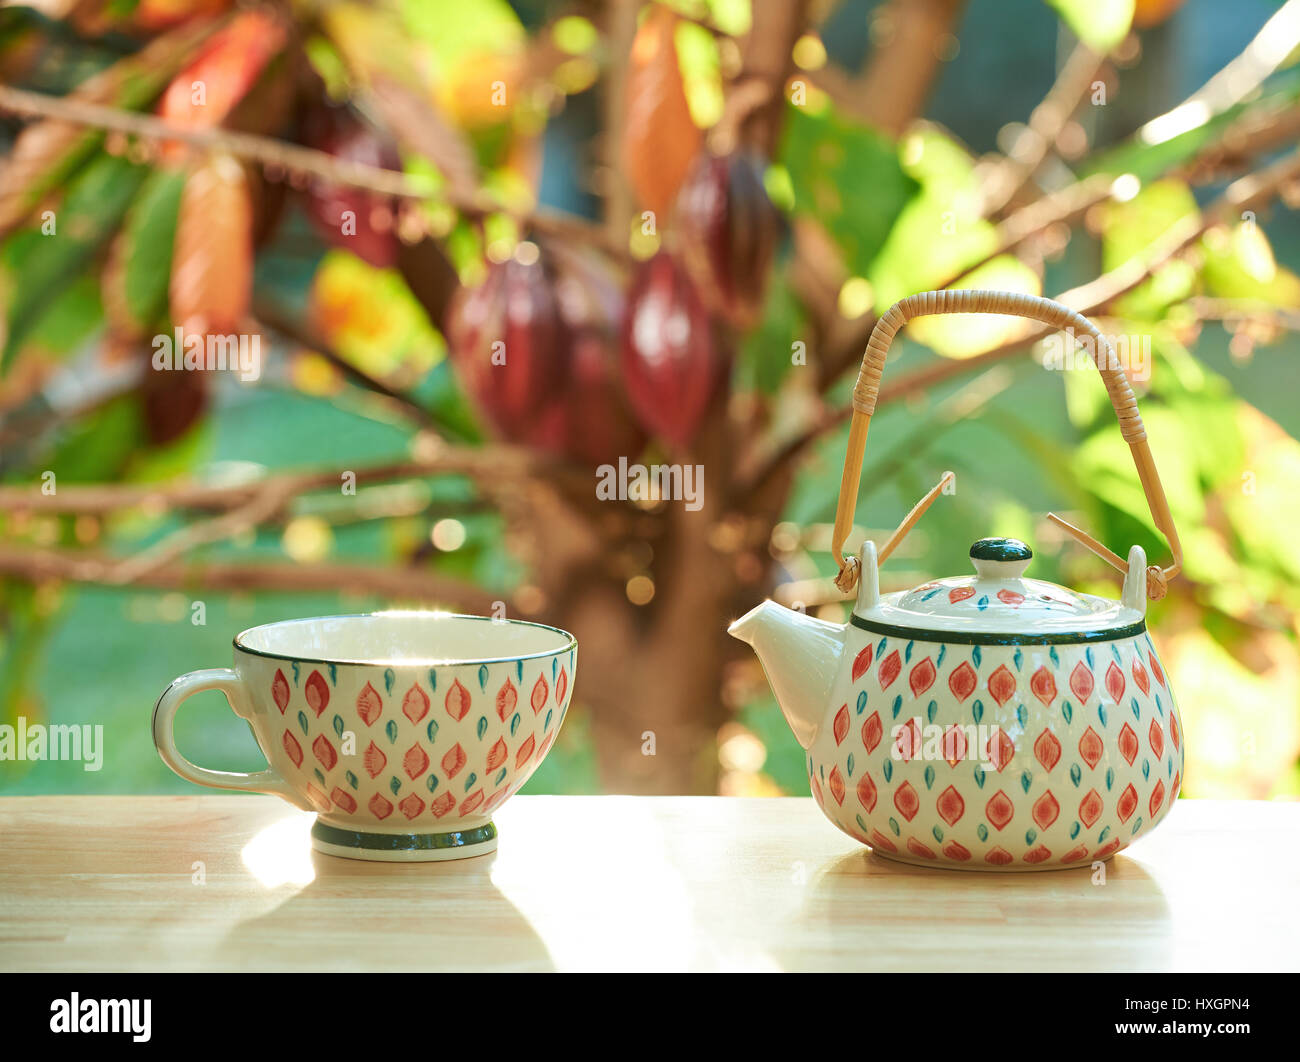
[232,611,577,668]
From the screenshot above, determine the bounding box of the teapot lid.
[852,537,1146,645]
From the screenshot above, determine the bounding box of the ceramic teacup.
[153,612,576,861]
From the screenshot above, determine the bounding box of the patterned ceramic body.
[153,613,576,861]
[731,538,1182,871]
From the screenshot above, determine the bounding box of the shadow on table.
[216,848,554,972]
[777,847,1172,971]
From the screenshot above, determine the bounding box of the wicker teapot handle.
[831,290,1183,600]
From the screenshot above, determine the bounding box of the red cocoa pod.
[522,243,646,466]
[300,105,400,268]
[676,151,780,328]
[620,251,717,448]
[446,249,566,434]
[528,327,647,468]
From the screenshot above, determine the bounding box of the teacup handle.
[831,290,1184,600]
[152,668,312,810]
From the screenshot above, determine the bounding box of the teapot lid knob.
[970,537,1032,581]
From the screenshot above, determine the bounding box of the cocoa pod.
[676,150,781,328]
[526,245,646,467]
[300,105,400,269]
[619,251,717,449]
[446,248,565,434]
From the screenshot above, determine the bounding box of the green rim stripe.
[848,615,1147,646]
[312,820,497,852]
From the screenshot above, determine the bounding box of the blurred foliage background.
[1,0,1298,800]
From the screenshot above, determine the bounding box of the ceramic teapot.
[730,291,1185,870]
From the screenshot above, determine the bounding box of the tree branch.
[980,42,1108,215]
[0,84,610,249]
[0,542,501,609]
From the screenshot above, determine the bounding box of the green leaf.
[779,101,916,278]
[120,169,186,331]
[398,0,523,68]
[1200,224,1300,308]
[1100,178,1199,319]
[738,282,805,395]
[1045,0,1134,52]
[867,128,996,312]
[2,153,147,371]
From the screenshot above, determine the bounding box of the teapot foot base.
[310,818,498,862]
[868,846,1118,873]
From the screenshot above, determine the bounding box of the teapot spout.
[728,600,845,749]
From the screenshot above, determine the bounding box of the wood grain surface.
[0,795,1296,971]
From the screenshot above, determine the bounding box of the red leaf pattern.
[496,679,517,722]
[445,679,471,721]
[851,645,873,682]
[402,683,430,723]
[356,682,382,726]
[304,670,330,717]
[271,669,290,714]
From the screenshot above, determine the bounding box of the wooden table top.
[1,795,1296,972]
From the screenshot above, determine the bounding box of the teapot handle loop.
[831,290,1183,601]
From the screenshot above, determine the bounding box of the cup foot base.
[310,819,498,862]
